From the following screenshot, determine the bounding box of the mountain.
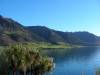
[26,26,83,45]
[0,15,100,46]
[0,15,42,45]
[26,26,65,44]
[72,32,100,46]
[27,26,100,46]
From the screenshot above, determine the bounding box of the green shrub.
[0,43,54,75]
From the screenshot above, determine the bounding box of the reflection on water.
[43,47,100,75]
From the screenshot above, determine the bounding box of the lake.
[43,47,100,75]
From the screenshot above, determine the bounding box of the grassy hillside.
[0,15,100,46]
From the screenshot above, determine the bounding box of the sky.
[0,0,100,35]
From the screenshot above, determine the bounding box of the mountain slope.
[26,26,100,45]
[0,15,100,46]
[0,16,41,45]
[72,32,100,45]
[26,26,65,44]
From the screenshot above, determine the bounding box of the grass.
[29,42,82,49]
[0,42,81,52]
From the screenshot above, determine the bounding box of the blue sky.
[0,0,100,35]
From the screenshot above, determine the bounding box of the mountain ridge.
[0,15,100,46]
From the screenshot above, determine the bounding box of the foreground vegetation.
[96,69,100,75]
[0,43,54,75]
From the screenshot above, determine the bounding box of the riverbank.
[30,42,82,49]
[0,42,82,50]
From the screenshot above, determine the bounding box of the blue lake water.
[43,47,100,75]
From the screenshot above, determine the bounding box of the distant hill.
[26,26,84,45]
[26,26,65,44]
[72,32,100,46]
[0,15,100,46]
[27,26,100,46]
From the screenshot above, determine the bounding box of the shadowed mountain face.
[27,26,100,46]
[0,15,100,46]
[72,32,100,45]
[26,26,65,44]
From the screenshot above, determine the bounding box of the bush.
[0,43,54,75]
